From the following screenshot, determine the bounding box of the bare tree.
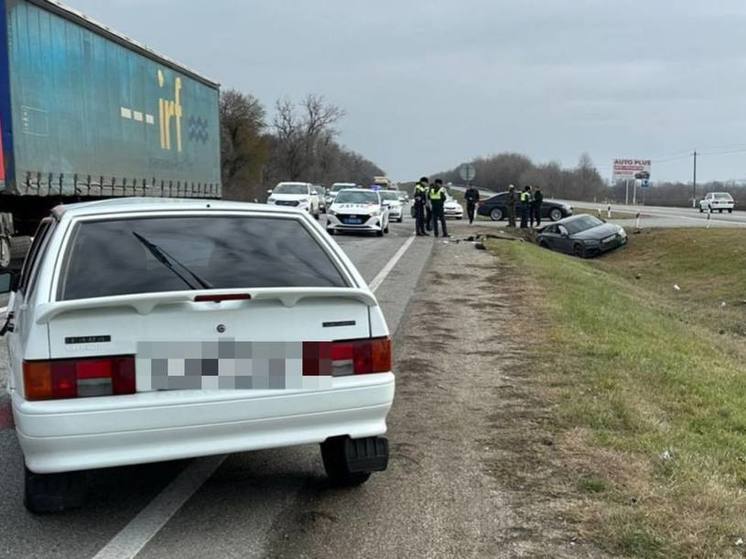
[220,90,268,201]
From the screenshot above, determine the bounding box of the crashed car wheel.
[573,243,586,258]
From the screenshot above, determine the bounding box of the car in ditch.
[379,190,404,223]
[699,192,735,213]
[536,214,627,258]
[477,192,572,222]
[326,189,390,236]
[0,198,394,513]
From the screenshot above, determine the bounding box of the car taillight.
[303,338,391,376]
[23,356,136,401]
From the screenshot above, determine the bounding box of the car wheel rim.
[551,210,562,221]
[490,209,502,221]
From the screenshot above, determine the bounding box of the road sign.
[458,163,476,182]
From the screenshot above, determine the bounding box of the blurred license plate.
[347,217,362,224]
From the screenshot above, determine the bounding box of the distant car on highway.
[699,192,735,213]
[444,196,464,220]
[267,182,321,219]
[379,190,404,223]
[327,189,390,236]
[0,198,394,513]
[537,214,627,258]
[325,182,357,208]
[477,192,572,222]
[398,191,409,204]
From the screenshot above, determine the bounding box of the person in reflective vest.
[520,186,532,228]
[429,179,449,237]
[414,177,430,236]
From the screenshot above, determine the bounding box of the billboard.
[613,159,651,181]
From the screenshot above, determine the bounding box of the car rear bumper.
[13,373,395,473]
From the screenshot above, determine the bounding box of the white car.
[267,182,321,219]
[379,190,404,223]
[326,189,390,236]
[0,198,394,513]
[699,192,735,213]
[444,197,464,220]
[325,182,357,208]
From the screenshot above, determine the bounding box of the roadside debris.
[673,284,681,292]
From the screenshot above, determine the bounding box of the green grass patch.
[488,230,746,558]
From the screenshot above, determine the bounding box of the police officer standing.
[520,185,532,228]
[413,177,430,236]
[531,187,544,227]
[429,179,449,237]
[506,185,517,228]
[464,184,480,224]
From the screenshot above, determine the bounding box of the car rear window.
[58,215,347,300]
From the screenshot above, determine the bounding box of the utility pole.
[692,150,697,208]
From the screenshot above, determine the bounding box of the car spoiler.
[35,287,377,324]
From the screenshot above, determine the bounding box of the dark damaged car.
[536,214,627,258]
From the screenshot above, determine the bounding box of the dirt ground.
[265,225,608,558]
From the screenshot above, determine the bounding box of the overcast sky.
[72,0,746,183]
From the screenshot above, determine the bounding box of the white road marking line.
[90,233,417,559]
[368,234,416,293]
[91,455,225,559]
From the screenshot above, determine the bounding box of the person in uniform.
[520,186,532,228]
[429,179,449,238]
[507,185,517,228]
[413,177,430,236]
[531,187,544,227]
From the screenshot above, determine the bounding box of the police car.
[0,198,394,512]
[326,189,390,236]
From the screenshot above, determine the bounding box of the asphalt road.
[0,214,435,559]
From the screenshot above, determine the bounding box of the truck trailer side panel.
[1,0,221,198]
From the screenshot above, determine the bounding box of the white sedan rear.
[0,198,394,512]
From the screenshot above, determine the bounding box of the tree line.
[220,90,385,201]
[433,153,607,200]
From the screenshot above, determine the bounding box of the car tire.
[573,243,586,258]
[24,467,87,514]
[327,228,335,236]
[729,209,733,213]
[539,240,549,249]
[320,437,373,487]
[549,208,563,221]
[719,209,723,213]
[398,217,403,223]
[489,208,503,221]
[457,217,463,220]
[376,229,384,237]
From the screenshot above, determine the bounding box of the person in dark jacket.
[464,185,480,224]
[413,177,430,236]
[428,179,449,237]
[506,185,517,228]
[531,187,544,227]
[519,186,531,228]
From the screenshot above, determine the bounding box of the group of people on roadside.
[507,184,544,228]
[412,177,450,237]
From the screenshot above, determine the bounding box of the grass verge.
[487,229,746,558]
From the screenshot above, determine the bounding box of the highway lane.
[0,216,432,559]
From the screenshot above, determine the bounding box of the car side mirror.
[311,191,318,196]
[0,271,17,294]
[267,189,273,194]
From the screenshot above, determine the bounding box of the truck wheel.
[321,436,389,487]
[8,236,32,272]
[24,466,87,514]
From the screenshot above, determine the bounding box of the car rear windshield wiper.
[132,232,214,291]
